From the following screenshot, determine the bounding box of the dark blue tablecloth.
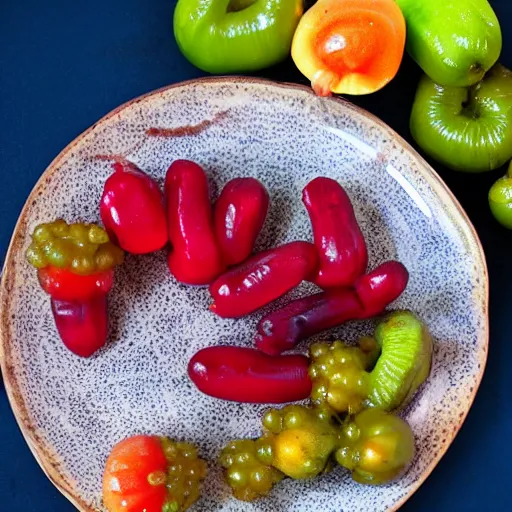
[1,1,511,510]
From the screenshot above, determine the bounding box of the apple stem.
[461,84,481,119]
[226,0,257,12]
[469,63,484,81]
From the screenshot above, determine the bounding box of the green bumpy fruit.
[489,161,512,229]
[26,219,124,274]
[309,338,380,415]
[261,405,339,480]
[335,408,415,485]
[220,439,284,501]
[309,311,433,414]
[158,438,208,511]
[220,406,417,499]
[220,405,341,501]
[368,311,433,411]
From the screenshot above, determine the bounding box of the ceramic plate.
[0,78,488,512]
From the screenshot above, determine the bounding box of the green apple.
[395,0,502,87]
[410,64,512,173]
[489,162,512,229]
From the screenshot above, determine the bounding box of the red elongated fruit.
[303,177,368,288]
[209,241,319,318]
[214,177,269,266]
[51,296,108,357]
[354,260,409,316]
[165,160,225,285]
[100,161,168,254]
[38,267,114,302]
[255,288,363,355]
[188,346,312,403]
[255,260,409,355]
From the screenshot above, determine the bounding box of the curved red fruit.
[165,160,225,285]
[38,266,113,302]
[255,260,409,355]
[214,177,269,266]
[255,289,363,355]
[209,241,319,318]
[51,296,108,357]
[354,260,409,316]
[188,346,312,403]
[303,177,368,288]
[100,161,168,254]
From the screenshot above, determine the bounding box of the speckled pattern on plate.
[0,77,488,512]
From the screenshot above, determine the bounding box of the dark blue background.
[1,0,511,510]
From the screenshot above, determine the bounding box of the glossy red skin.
[100,161,168,254]
[209,241,319,318]
[255,288,363,355]
[103,435,167,512]
[303,177,368,288]
[51,296,109,357]
[214,177,269,266]
[165,160,225,285]
[255,260,409,355]
[188,346,312,403]
[354,261,409,316]
[38,266,113,302]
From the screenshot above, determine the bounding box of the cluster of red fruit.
[29,159,408,398]
[101,159,409,403]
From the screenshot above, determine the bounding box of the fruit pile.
[221,406,416,500]
[26,156,434,510]
[173,0,512,224]
[27,161,410,360]
[219,310,432,502]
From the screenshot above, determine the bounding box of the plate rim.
[0,75,489,512]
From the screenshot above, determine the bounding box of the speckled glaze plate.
[0,77,488,512]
